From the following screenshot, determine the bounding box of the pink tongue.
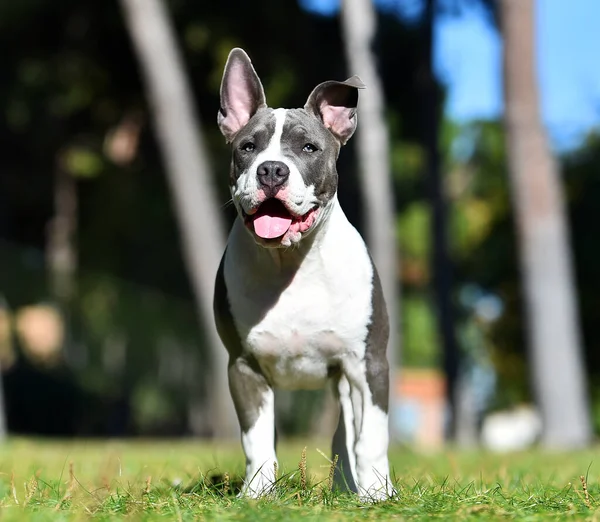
[253,215,292,239]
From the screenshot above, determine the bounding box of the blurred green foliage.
[0,0,599,436]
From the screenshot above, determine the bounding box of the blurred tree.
[501,0,591,447]
[446,120,526,410]
[119,0,237,438]
[340,0,400,429]
[567,133,600,434]
[0,299,8,440]
[47,162,77,305]
[420,0,460,441]
[46,154,81,368]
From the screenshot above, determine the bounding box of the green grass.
[0,438,599,520]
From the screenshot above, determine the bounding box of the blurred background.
[0,0,599,450]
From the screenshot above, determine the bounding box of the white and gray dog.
[213,48,394,501]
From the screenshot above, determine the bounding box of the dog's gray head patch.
[218,48,364,247]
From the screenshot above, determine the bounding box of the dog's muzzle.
[244,198,319,241]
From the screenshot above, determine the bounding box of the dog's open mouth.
[245,199,318,240]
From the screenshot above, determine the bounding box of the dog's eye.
[302,143,318,153]
[241,142,255,152]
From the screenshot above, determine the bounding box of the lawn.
[0,438,598,520]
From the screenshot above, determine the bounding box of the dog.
[213,48,395,501]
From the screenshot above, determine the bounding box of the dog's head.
[218,48,364,248]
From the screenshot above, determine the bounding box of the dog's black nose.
[257,161,290,191]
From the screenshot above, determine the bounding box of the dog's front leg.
[344,360,396,502]
[228,356,277,497]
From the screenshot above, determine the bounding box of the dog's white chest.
[245,275,366,389]
[225,204,374,390]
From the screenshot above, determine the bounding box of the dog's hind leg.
[331,375,358,493]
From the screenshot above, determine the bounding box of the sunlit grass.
[0,438,598,519]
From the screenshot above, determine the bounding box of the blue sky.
[301,0,600,151]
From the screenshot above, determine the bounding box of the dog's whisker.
[221,198,235,210]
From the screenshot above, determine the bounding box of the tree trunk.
[0,298,9,441]
[47,162,77,303]
[119,0,238,438]
[340,0,400,433]
[46,159,83,368]
[422,0,461,442]
[501,0,591,447]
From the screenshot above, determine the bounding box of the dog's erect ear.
[218,48,267,143]
[304,75,365,145]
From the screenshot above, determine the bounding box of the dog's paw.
[357,480,398,503]
[239,475,276,499]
